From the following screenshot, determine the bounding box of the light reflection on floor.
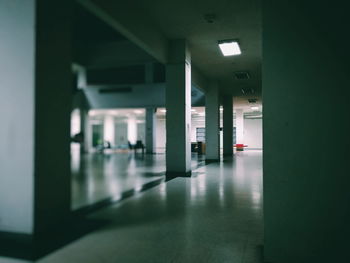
[31,150,263,263]
[71,146,204,210]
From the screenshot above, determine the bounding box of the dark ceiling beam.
[77,0,168,64]
[80,41,156,69]
[76,0,212,93]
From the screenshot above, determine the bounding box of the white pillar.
[235,109,244,144]
[104,115,115,146]
[72,63,87,89]
[205,82,220,161]
[166,39,192,177]
[0,0,72,235]
[127,115,137,145]
[146,108,156,153]
[223,96,233,156]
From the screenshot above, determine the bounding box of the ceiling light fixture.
[218,40,241,56]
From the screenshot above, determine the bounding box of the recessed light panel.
[218,40,241,56]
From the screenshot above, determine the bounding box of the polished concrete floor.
[0,150,263,263]
[71,148,205,209]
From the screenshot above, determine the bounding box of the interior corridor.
[1,150,263,263]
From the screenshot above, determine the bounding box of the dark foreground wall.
[263,1,350,262]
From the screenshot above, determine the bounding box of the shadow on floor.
[0,218,109,261]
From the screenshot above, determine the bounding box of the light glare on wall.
[251,106,259,110]
[218,40,241,56]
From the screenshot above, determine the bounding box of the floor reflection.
[71,146,204,210]
[37,150,263,263]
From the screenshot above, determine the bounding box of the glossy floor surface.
[71,149,205,209]
[0,150,263,263]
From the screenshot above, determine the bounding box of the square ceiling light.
[218,40,241,56]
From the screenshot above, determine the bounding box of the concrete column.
[0,0,72,235]
[127,115,137,145]
[72,63,87,89]
[223,96,233,156]
[80,108,89,153]
[235,109,244,144]
[166,39,192,177]
[146,108,156,153]
[205,82,220,161]
[104,115,115,146]
[72,87,89,153]
[86,115,93,152]
[77,67,87,89]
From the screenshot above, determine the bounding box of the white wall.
[244,118,263,149]
[87,112,147,149]
[137,122,145,143]
[156,115,262,151]
[114,121,128,147]
[191,120,205,142]
[0,0,35,234]
[71,109,81,136]
[156,117,206,152]
[235,109,244,144]
[156,118,166,150]
[104,115,115,145]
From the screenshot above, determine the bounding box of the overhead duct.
[99,87,132,94]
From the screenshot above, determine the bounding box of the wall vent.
[234,71,250,80]
[241,87,255,94]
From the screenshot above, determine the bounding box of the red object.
[234,144,248,151]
